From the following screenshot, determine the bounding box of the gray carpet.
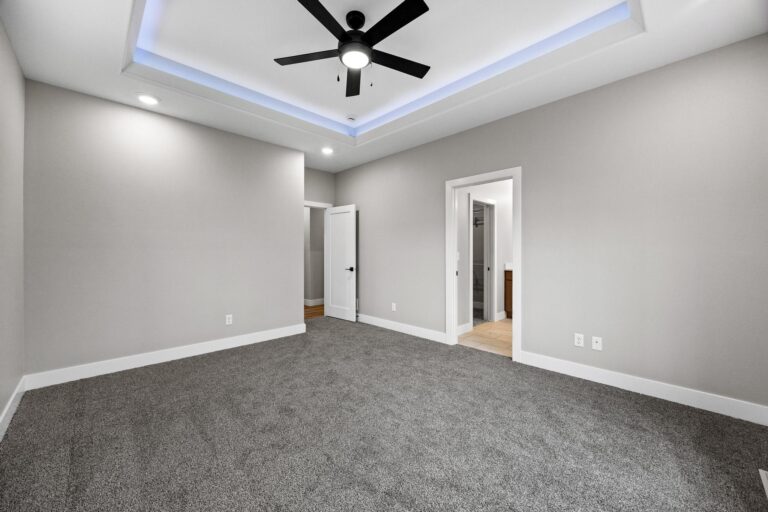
[1,317,766,511]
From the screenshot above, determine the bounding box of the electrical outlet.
[225,314,233,326]
[592,336,603,351]
[391,303,397,312]
[574,333,584,347]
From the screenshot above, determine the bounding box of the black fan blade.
[363,0,429,47]
[372,50,430,78]
[296,0,346,40]
[275,49,339,66]
[346,68,361,97]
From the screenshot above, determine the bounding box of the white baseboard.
[457,322,473,336]
[0,376,26,441]
[24,323,306,391]
[304,298,324,306]
[517,350,768,427]
[494,311,507,322]
[358,314,450,345]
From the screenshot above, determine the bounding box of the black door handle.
[345,267,355,272]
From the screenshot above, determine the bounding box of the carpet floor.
[1,317,766,511]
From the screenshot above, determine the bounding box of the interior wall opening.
[457,180,512,357]
[445,167,522,360]
[304,203,331,320]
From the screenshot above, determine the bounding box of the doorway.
[445,168,522,360]
[304,201,332,320]
[457,183,510,356]
[470,197,495,326]
[303,202,358,322]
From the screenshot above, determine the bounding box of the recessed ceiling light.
[137,94,159,106]
[321,147,334,156]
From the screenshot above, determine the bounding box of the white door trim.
[304,200,333,209]
[446,167,521,360]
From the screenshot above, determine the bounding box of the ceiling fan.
[275,0,431,97]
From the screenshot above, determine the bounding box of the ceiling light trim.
[129,0,636,139]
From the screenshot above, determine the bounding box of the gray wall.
[336,35,768,406]
[24,82,305,373]
[0,20,25,411]
[305,167,335,205]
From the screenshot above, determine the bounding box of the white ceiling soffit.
[2,0,767,172]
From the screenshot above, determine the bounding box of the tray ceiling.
[135,0,627,132]
[2,0,766,171]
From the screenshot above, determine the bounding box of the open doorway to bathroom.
[304,201,332,320]
[445,168,521,360]
[458,180,513,357]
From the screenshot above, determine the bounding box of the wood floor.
[459,319,512,358]
[304,304,324,320]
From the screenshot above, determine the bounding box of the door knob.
[345,267,355,272]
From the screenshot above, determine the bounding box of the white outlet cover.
[391,303,397,312]
[574,333,585,347]
[592,336,603,351]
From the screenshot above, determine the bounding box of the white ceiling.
[1,0,766,172]
[141,0,623,126]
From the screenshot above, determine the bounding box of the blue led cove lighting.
[134,1,631,138]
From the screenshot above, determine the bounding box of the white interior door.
[324,205,357,322]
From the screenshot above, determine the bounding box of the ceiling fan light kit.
[275,0,431,97]
[340,42,371,69]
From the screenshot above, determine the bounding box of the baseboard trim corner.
[304,298,324,306]
[517,350,768,426]
[494,311,507,322]
[358,314,450,345]
[24,323,306,391]
[0,376,26,441]
[457,322,473,336]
